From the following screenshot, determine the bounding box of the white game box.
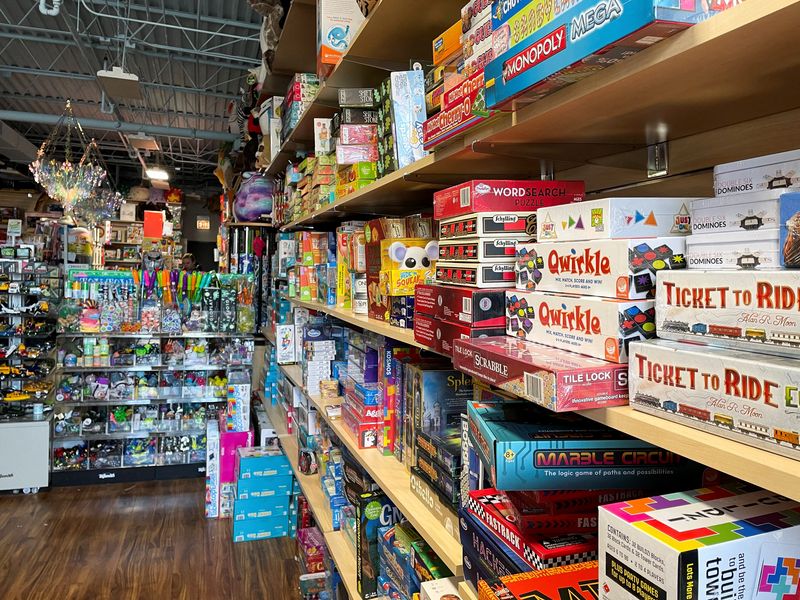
[686,228,783,270]
[714,148,800,196]
[690,189,800,235]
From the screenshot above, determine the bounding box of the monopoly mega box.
[440,236,529,263]
[714,148,800,196]
[433,179,583,220]
[516,237,687,299]
[505,290,656,363]
[629,339,800,460]
[485,0,735,109]
[537,197,692,242]
[453,336,628,412]
[686,228,783,270]
[440,211,537,239]
[656,269,800,358]
[466,400,708,491]
[690,189,800,235]
[599,482,800,600]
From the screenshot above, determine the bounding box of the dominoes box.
[629,338,800,460]
[433,179,583,220]
[690,189,799,235]
[714,148,800,196]
[686,228,783,270]
[516,237,687,299]
[506,290,656,363]
[436,261,516,288]
[440,212,536,239]
[439,236,527,263]
[656,269,800,357]
[599,482,800,600]
[537,197,693,242]
[452,336,628,412]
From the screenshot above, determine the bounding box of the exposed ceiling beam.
[81,0,263,31]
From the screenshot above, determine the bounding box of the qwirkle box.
[689,189,799,235]
[433,179,583,220]
[506,290,655,363]
[656,269,800,358]
[440,236,528,263]
[599,482,800,600]
[629,338,800,460]
[714,148,800,196]
[686,228,783,270]
[440,212,536,239]
[537,197,692,242]
[467,400,706,491]
[436,261,516,289]
[516,237,687,299]
[453,336,628,412]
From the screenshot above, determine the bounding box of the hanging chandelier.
[73,185,124,228]
[29,100,107,213]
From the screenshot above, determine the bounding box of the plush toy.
[387,240,438,269]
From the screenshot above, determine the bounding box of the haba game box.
[600,482,800,600]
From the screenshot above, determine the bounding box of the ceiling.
[0,0,265,189]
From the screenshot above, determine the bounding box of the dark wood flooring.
[0,479,299,600]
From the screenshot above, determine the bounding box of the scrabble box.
[440,236,528,263]
[453,336,628,412]
[629,338,800,460]
[516,237,687,299]
[714,148,800,196]
[537,197,693,242]
[440,212,536,239]
[506,290,656,363]
[436,261,516,288]
[433,179,583,220]
[599,482,800,600]
[690,189,799,235]
[686,228,783,270]
[656,269,800,358]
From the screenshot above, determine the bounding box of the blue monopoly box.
[486,0,739,109]
[467,401,709,490]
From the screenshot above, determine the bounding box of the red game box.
[413,312,440,351]
[414,284,438,316]
[439,212,536,239]
[452,336,628,412]
[436,319,506,357]
[475,488,596,534]
[477,560,598,600]
[436,261,516,288]
[415,283,505,327]
[434,180,584,220]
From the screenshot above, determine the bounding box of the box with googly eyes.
[515,237,687,299]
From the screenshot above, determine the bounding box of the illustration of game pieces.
[515,247,543,290]
[505,294,536,337]
[619,305,657,353]
[629,243,685,297]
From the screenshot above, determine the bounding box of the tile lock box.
[600,481,800,600]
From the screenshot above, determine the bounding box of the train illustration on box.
[634,393,800,447]
[660,320,800,347]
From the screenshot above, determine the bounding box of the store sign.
[7,219,21,236]
[196,216,210,230]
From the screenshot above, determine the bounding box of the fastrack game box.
[466,400,706,491]
[599,481,800,600]
[629,338,800,460]
[437,262,516,288]
[433,180,584,220]
[690,189,800,235]
[656,269,800,358]
[478,561,598,600]
[686,228,784,270]
[714,148,800,197]
[505,290,656,363]
[440,212,537,240]
[452,336,628,412]
[537,197,692,242]
[459,508,530,577]
[439,236,529,263]
[515,237,687,299]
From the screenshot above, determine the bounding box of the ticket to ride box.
[629,339,800,461]
[656,269,800,358]
[537,197,693,242]
[599,482,800,600]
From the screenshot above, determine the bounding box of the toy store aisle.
[0,479,299,600]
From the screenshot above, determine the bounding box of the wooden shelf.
[261,326,276,346]
[459,581,478,600]
[323,530,360,599]
[259,0,316,98]
[582,405,800,503]
[288,298,440,355]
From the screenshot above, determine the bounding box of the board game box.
[656,269,800,358]
[356,491,403,599]
[686,228,784,270]
[433,179,583,220]
[452,336,628,412]
[478,561,598,600]
[515,237,686,299]
[415,428,461,474]
[537,197,692,242]
[459,508,530,578]
[440,212,536,239]
[440,236,528,263]
[437,319,507,357]
[415,284,506,328]
[471,488,597,534]
[629,338,800,461]
[599,481,800,600]
[466,400,708,491]
[506,290,656,363]
[409,469,460,537]
[714,148,800,197]
[436,261,516,288]
[690,189,799,235]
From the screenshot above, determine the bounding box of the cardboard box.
[459,508,529,578]
[414,284,438,316]
[205,421,220,518]
[686,228,783,270]
[416,283,506,328]
[413,312,440,350]
[232,514,290,542]
[436,261,516,288]
[440,211,536,239]
[415,453,460,506]
[714,148,800,196]
[338,108,379,125]
[389,70,428,169]
[467,400,706,491]
[421,576,462,600]
[415,428,461,474]
[433,20,463,65]
[316,0,365,76]
[656,269,800,358]
[629,338,800,460]
[235,474,295,500]
[490,0,574,57]
[479,561,599,600]
[517,237,687,299]
[339,123,378,145]
[473,488,596,534]
[408,363,473,442]
[439,236,527,263]
[506,290,656,363]
[356,492,402,599]
[235,447,292,479]
[690,189,798,235]
[599,483,800,600]
[219,427,254,484]
[436,318,506,356]
[232,496,292,521]
[453,336,628,411]
[537,197,693,242]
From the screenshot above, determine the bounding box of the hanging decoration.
[29,101,107,214]
[72,185,124,228]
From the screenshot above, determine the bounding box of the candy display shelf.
[55,397,226,407]
[54,428,206,442]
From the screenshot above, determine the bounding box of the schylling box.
[599,482,800,600]
[656,269,800,358]
[629,339,800,460]
[537,197,692,242]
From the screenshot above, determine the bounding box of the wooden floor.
[0,479,299,600]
